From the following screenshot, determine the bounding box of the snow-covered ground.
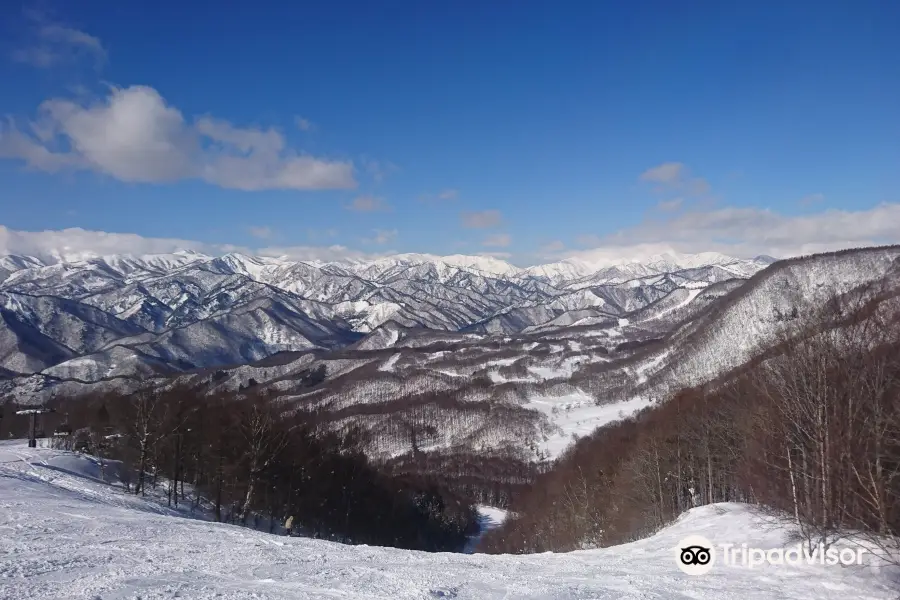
[463,505,509,553]
[1,441,897,599]
[526,393,655,457]
[378,353,401,372]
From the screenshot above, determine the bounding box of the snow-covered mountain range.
[3,246,898,462]
[0,249,771,378]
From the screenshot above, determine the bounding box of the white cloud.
[656,197,684,211]
[640,162,684,185]
[360,157,399,183]
[0,225,386,264]
[346,195,390,212]
[12,12,106,69]
[563,203,900,262]
[248,226,274,240]
[294,116,313,131]
[640,162,710,196]
[363,229,398,245]
[0,225,219,262]
[6,203,897,269]
[256,244,388,263]
[460,210,503,229]
[419,188,459,203]
[0,85,356,191]
[482,233,511,247]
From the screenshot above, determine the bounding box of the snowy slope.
[638,247,900,390]
[526,393,657,457]
[0,441,895,600]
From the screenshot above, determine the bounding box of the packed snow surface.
[1,441,896,599]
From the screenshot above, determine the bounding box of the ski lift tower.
[16,408,55,448]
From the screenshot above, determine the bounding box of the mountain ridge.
[0,247,768,397]
[0,248,772,280]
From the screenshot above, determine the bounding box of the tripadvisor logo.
[675,535,868,575]
[676,535,716,575]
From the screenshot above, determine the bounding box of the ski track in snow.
[1,441,897,599]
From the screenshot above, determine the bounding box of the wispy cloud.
[12,11,107,69]
[656,197,684,211]
[346,195,390,212]
[360,157,399,184]
[640,162,683,185]
[562,203,900,261]
[482,233,511,247]
[259,244,388,262]
[460,210,503,229]
[0,225,388,263]
[540,240,565,253]
[362,229,398,245]
[640,162,710,197]
[420,188,459,203]
[294,116,313,131]
[306,228,338,242]
[0,85,357,191]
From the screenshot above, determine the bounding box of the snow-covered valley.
[1,441,895,600]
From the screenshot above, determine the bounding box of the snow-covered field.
[1,441,896,599]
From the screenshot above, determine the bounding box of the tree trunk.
[241,473,257,523]
[214,453,223,522]
[786,442,800,524]
[136,442,148,496]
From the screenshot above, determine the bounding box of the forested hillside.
[481,286,900,553]
[0,388,478,552]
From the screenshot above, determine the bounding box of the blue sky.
[1,1,899,265]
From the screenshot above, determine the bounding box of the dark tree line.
[481,289,900,554]
[384,449,537,509]
[1,387,479,552]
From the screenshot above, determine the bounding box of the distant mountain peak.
[0,243,777,281]
[563,249,746,272]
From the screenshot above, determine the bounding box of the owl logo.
[675,536,715,575]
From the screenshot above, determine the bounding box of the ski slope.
[525,392,655,458]
[1,441,896,599]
